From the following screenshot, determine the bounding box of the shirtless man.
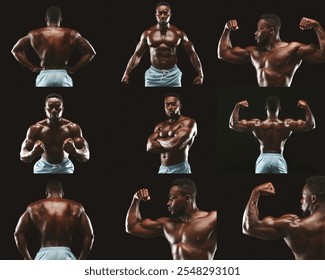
[217,14,325,86]
[125,178,217,260]
[14,180,94,260]
[146,93,197,173]
[11,6,96,87]
[229,96,315,173]
[20,93,90,174]
[121,1,203,87]
[243,176,325,259]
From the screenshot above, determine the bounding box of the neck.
[179,205,199,222]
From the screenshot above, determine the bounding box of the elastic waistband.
[40,69,67,73]
[150,65,179,72]
[39,246,71,251]
[259,153,283,156]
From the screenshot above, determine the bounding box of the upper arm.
[297,43,325,63]
[21,125,40,150]
[68,123,88,148]
[15,210,32,234]
[284,118,307,132]
[221,45,251,64]
[232,118,261,133]
[79,210,94,236]
[76,33,96,55]
[12,34,32,53]
[133,32,148,57]
[130,218,164,238]
[250,214,300,240]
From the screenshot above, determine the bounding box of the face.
[254,19,273,46]
[45,97,63,122]
[155,5,171,25]
[300,185,312,216]
[164,96,181,119]
[167,186,187,217]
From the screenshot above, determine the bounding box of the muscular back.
[27,198,83,247]
[146,25,183,69]
[159,210,217,260]
[253,119,292,153]
[29,27,79,68]
[283,213,325,259]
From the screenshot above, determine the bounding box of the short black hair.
[45,93,63,104]
[171,178,197,198]
[306,176,325,201]
[260,13,281,33]
[46,6,62,22]
[164,92,181,102]
[266,96,280,113]
[46,180,63,193]
[156,1,171,9]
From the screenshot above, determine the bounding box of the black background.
[1,0,324,261]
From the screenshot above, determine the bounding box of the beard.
[159,21,168,33]
[302,208,311,217]
[167,113,180,121]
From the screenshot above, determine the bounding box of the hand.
[33,140,45,155]
[299,17,318,30]
[193,75,203,85]
[134,188,151,201]
[226,19,239,31]
[238,100,249,107]
[297,100,307,108]
[62,137,75,153]
[121,74,129,84]
[254,182,275,196]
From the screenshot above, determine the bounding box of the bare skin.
[11,17,96,74]
[146,96,197,166]
[243,182,325,259]
[20,97,90,164]
[14,189,94,260]
[217,17,325,86]
[121,4,203,85]
[229,99,315,154]
[125,187,217,260]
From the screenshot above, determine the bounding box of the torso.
[248,42,302,86]
[36,118,74,163]
[284,212,325,259]
[253,119,292,153]
[146,25,183,69]
[30,27,79,69]
[28,198,82,247]
[158,211,217,260]
[158,117,196,166]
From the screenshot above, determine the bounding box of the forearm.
[125,198,142,233]
[124,55,141,75]
[14,233,32,260]
[12,51,36,71]
[303,106,316,130]
[189,53,204,77]
[157,136,187,151]
[242,190,261,235]
[217,28,232,58]
[71,146,90,162]
[313,22,325,51]
[69,53,95,74]
[20,149,37,163]
[78,235,94,260]
[147,138,166,153]
[229,105,240,129]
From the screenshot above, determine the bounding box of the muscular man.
[243,176,325,259]
[229,96,315,173]
[11,6,96,87]
[125,178,217,260]
[146,93,197,173]
[20,93,90,174]
[121,1,203,87]
[14,180,94,260]
[217,14,325,86]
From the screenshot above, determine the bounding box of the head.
[155,1,171,26]
[164,92,181,120]
[265,96,280,116]
[301,176,325,216]
[167,178,197,217]
[255,13,281,46]
[45,6,63,26]
[45,93,64,122]
[46,180,64,198]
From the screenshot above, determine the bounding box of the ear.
[269,27,275,33]
[311,195,316,203]
[185,194,191,203]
